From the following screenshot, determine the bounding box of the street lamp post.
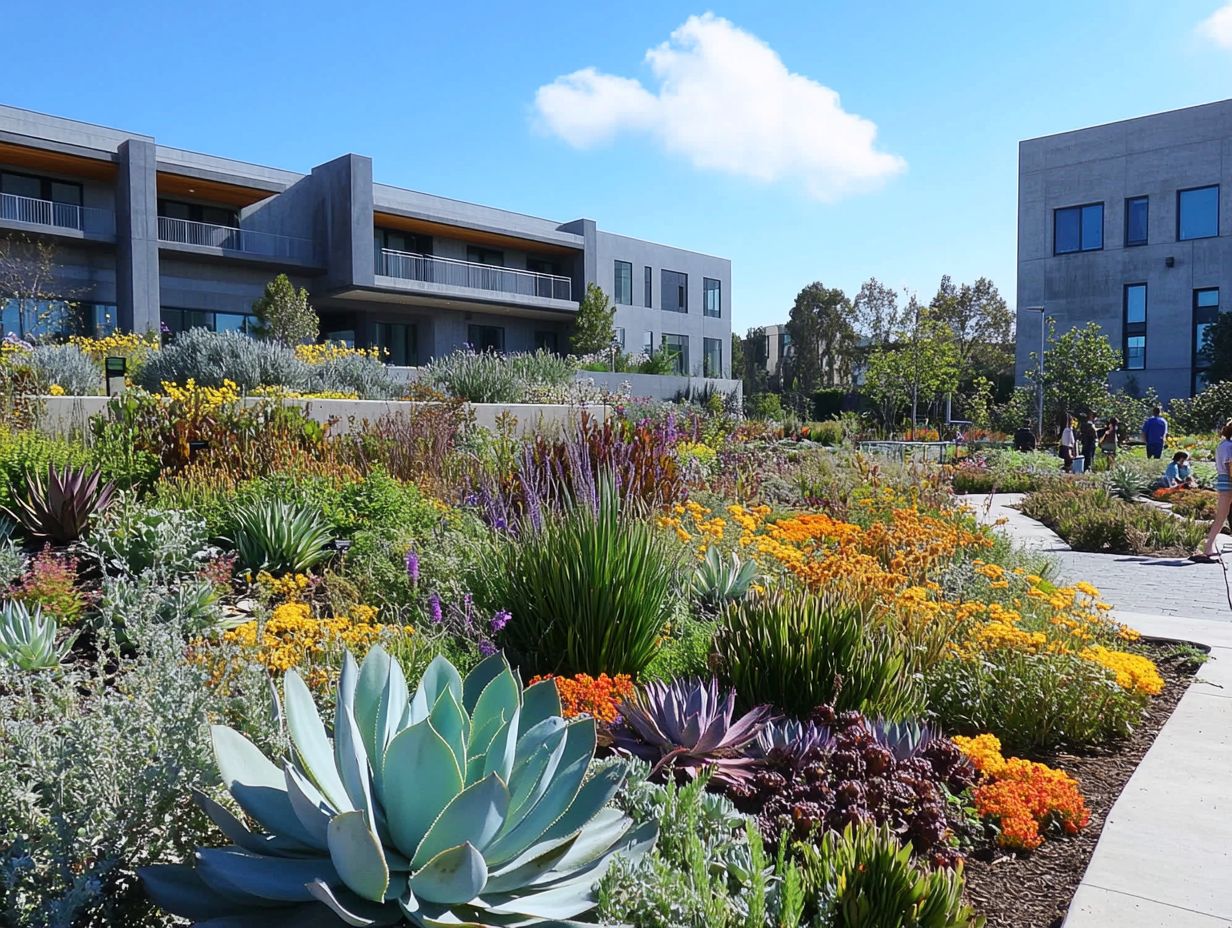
[1022,306,1047,440]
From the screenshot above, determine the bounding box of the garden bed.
[964,640,1201,927]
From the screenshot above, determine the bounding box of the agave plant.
[749,719,836,765]
[0,464,117,545]
[0,600,73,671]
[612,677,774,785]
[222,499,336,575]
[690,547,759,610]
[141,647,655,927]
[871,720,941,762]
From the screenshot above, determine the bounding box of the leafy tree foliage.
[863,306,959,427]
[1025,320,1121,432]
[928,275,1014,383]
[1201,312,1232,385]
[570,283,616,355]
[852,277,902,346]
[251,274,319,347]
[784,283,856,404]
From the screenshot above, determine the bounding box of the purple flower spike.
[405,550,420,584]
[478,639,497,657]
[428,592,442,624]
[489,610,511,633]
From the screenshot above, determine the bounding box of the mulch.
[961,640,1203,928]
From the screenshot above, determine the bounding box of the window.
[466,247,504,267]
[1054,203,1103,254]
[1123,284,1147,370]
[467,324,505,353]
[1193,288,1220,394]
[703,278,721,318]
[374,321,417,366]
[615,326,625,350]
[158,199,238,228]
[613,260,633,305]
[376,228,432,255]
[161,308,257,340]
[662,333,689,375]
[643,330,653,354]
[527,257,560,275]
[375,229,434,277]
[1178,186,1219,241]
[1,298,107,339]
[703,337,722,378]
[1,170,84,229]
[662,270,688,313]
[643,266,652,307]
[534,330,559,354]
[1125,196,1149,246]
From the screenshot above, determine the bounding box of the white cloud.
[1198,3,1232,47]
[532,13,905,202]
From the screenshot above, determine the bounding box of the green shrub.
[475,480,681,676]
[1020,481,1208,554]
[0,430,91,509]
[308,351,401,398]
[85,500,214,579]
[221,499,335,575]
[135,327,309,392]
[1169,380,1232,434]
[802,420,844,446]
[643,611,718,682]
[716,589,925,721]
[424,347,577,402]
[745,392,783,421]
[925,649,1149,753]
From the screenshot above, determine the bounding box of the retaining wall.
[386,366,742,404]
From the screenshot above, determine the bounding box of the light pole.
[1022,306,1047,440]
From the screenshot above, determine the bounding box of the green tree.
[852,277,901,347]
[251,273,319,347]
[1201,313,1232,384]
[729,331,744,383]
[863,305,959,428]
[785,283,856,407]
[928,275,1014,383]
[1025,319,1121,432]
[570,283,615,355]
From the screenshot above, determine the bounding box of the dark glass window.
[376,228,432,255]
[615,326,625,350]
[467,323,505,352]
[466,247,504,267]
[642,330,653,354]
[1125,196,1148,246]
[157,199,238,228]
[643,266,652,307]
[703,337,722,378]
[662,270,688,313]
[613,260,633,305]
[1054,203,1103,254]
[1193,288,1220,394]
[1123,283,1147,370]
[703,278,721,318]
[1178,186,1219,241]
[161,307,256,340]
[662,333,689,375]
[526,257,560,275]
[1,170,84,230]
[534,330,559,354]
[374,321,417,366]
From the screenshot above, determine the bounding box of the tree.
[1201,313,1232,385]
[863,308,959,428]
[570,283,615,355]
[928,275,1014,383]
[1025,319,1120,433]
[729,332,744,383]
[0,234,80,340]
[740,326,771,398]
[851,277,901,347]
[252,274,319,347]
[784,283,856,405]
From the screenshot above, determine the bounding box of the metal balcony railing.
[376,248,573,301]
[0,192,115,236]
[158,216,314,263]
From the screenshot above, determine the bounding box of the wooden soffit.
[156,172,278,207]
[373,211,579,255]
[0,141,117,181]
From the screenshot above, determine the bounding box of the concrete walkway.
[959,494,1232,926]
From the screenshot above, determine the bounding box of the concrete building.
[0,105,731,375]
[1017,98,1232,402]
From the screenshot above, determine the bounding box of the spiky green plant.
[222,499,335,575]
[0,600,73,671]
[140,647,655,927]
[0,463,117,545]
[690,547,758,610]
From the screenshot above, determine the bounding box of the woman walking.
[1058,414,1076,473]
[1099,417,1119,470]
[1194,419,1232,563]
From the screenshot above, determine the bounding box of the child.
[1162,451,1196,489]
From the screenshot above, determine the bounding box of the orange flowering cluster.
[528,672,635,724]
[953,734,1090,851]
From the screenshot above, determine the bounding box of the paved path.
[959,495,1232,926]
[960,493,1232,624]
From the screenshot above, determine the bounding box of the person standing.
[1013,422,1037,452]
[1099,417,1119,469]
[1142,406,1168,460]
[1194,419,1232,563]
[1078,413,1098,473]
[1059,414,1076,473]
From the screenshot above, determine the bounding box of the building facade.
[0,105,731,375]
[1017,98,1232,402]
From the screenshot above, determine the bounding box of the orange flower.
[528,672,635,724]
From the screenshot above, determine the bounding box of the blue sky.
[7,0,1232,331]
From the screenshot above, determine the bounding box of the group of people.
[1056,412,1124,473]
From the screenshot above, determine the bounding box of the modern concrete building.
[1017,98,1232,401]
[0,104,731,375]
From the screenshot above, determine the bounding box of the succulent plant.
[1,464,117,545]
[750,719,836,766]
[871,720,941,762]
[613,677,774,785]
[0,600,73,671]
[222,499,336,576]
[690,547,759,609]
[140,647,655,927]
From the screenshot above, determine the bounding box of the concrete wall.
[1018,99,1232,402]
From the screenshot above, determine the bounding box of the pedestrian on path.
[1078,413,1098,473]
[1193,418,1232,563]
[1142,406,1168,460]
[1059,414,1076,473]
[1099,417,1119,469]
[1013,422,1036,452]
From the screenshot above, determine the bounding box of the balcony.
[376,248,572,302]
[157,216,314,264]
[0,191,115,237]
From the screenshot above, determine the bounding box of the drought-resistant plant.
[1106,463,1147,501]
[477,478,680,676]
[141,647,656,926]
[801,822,985,927]
[136,327,310,392]
[222,499,335,575]
[0,600,72,670]
[309,351,402,399]
[1,463,117,545]
[690,547,758,610]
[717,589,925,722]
[613,677,774,785]
[424,347,577,403]
[86,501,215,578]
[7,545,89,624]
[24,343,103,395]
[251,272,320,347]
